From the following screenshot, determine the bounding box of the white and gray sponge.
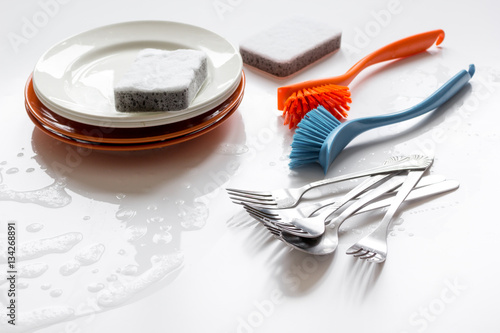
[114,48,207,112]
[239,17,341,77]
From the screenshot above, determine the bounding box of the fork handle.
[326,175,408,229]
[304,174,447,217]
[366,169,426,240]
[302,155,428,195]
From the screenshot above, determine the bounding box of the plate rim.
[32,20,243,127]
[25,72,245,144]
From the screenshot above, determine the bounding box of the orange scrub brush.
[277,29,445,128]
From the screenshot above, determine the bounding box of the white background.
[1,0,500,332]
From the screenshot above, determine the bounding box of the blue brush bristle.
[289,106,342,168]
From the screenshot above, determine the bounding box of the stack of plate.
[25,21,245,151]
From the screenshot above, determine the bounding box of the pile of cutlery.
[226,155,459,263]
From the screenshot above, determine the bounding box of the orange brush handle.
[277,29,445,110]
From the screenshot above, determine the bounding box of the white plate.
[32,20,242,128]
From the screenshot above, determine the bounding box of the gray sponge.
[239,17,341,77]
[114,48,207,112]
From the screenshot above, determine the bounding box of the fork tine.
[367,256,385,263]
[241,204,280,218]
[359,252,377,260]
[346,247,363,255]
[353,250,371,258]
[226,188,273,198]
[247,212,281,237]
[274,222,307,233]
[228,192,276,201]
[243,205,281,222]
[231,197,278,207]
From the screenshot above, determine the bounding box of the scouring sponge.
[114,48,207,112]
[239,17,341,77]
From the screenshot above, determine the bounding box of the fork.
[243,174,445,238]
[246,175,408,255]
[346,168,428,263]
[227,155,432,209]
[250,178,459,254]
[243,172,397,238]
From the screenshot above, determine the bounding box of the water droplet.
[17,153,24,157]
[50,289,63,298]
[408,233,414,237]
[390,232,397,237]
[120,264,139,276]
[116,193,126,200]
[147,204,157,211]
[26,223,44,232]
[115,208,136,221]
[118,249,126,255]
[6,167,19,174]
[83,216,91,221]
[92,268,99,274]
[125,225,147,242]
[41,284,51,290]
[26,167,35,173]
[87,283,105,293]
[0,161,6,165]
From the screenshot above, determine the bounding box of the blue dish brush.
[289,64,475,173]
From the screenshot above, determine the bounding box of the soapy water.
[0,177,72,208]
[26,223,44,232]
[0,262,48,285]
[97,252,183,307]
[0,120,241,332]
[0,252,183,332]
[59,244,105,276]
[0,232,83,263]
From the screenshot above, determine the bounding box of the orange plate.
[25,71,245,144]
[26,94,242,151]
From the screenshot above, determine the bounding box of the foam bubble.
[75,243,105,265]
[26,223,44,233]
[97,252,183,307]
[0,306,74,332]
[0,179,72,208]
[0,232,83,263]
[59,260,81,276]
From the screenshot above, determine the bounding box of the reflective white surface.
[1,0,500,332]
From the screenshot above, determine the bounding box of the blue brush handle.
[354,64,475,129]
[319,64,474,173]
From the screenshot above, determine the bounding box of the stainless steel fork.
[241,174,446,237]
[227,155,432,209]
[243,172,397,238]
[346,168,429,263]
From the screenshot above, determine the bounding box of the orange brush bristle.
[282,84,351,128]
